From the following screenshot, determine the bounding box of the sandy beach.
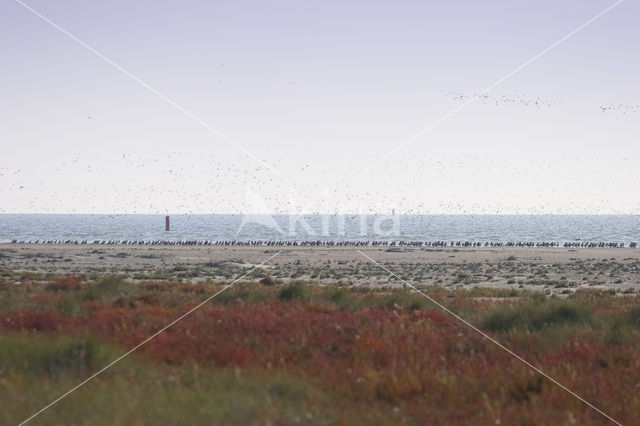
[2,244,639,294]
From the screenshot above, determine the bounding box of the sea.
[1,214,639,244]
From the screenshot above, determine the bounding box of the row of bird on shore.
[9,239,638,248]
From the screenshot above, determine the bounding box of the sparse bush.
[278,281,310,301]
[260,276,276,286]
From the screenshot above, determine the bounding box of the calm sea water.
[1,214,639,244]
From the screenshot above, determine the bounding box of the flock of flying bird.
[1,86,637,216]
[441,90,559,109]
[443,90,639,114]
[2,150,639,215]
[599,103,640,114]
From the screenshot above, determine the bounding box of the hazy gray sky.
[1,0,639,214]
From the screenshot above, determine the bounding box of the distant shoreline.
[3,214,639,245]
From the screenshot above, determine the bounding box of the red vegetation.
[45,276,82,291]
[2,298,638,424]
[2,310,78,333]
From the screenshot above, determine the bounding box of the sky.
[1,0,639,214]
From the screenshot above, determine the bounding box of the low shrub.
[278,281,310,301]
[260,276,276,286]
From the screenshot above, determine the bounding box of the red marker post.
[165,216,170,231]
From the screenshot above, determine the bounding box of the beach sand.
[1,244,639,294]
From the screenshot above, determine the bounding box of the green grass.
[322,287,364,311]
[377,291,430,311]
[0,335,120,379]
[213,282,270,305]
[480,298,593,332]
[83,276,128,301]
[2,357,334,426]
[0,334,339,425]
[604,305,640,344]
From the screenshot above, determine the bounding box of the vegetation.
[480,297,592,332]
[1,275,639,424]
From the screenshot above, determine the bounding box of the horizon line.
[1,212,640,216]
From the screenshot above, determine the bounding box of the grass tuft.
[481,298,592,332]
